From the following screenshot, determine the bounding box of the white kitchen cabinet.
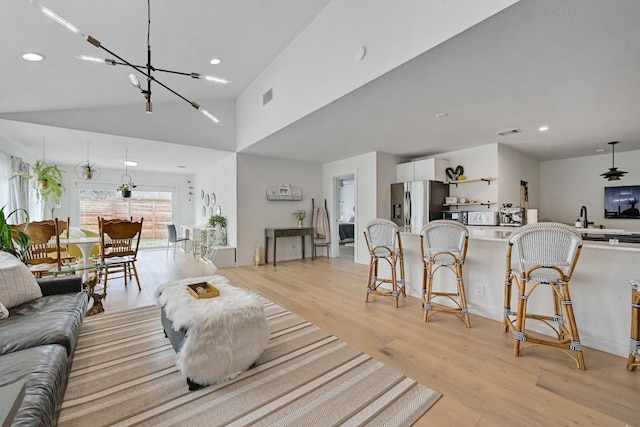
[396,158,449,182]
[396,161,415,182]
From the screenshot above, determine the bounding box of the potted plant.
[207,214,227,246]
[12,160,65,204]
[117,182,136,198]
[293,209,306,227]
[80,161,96,180]
[0,206,31,264]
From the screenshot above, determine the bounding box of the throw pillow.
[0,301,8,320]
[0,251,42,309]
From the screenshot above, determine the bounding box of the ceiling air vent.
[263,88,273,105]
[497,128,521,136]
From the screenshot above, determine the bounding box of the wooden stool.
[363,219,405,308]
[504,222,585,369]
[420,220,471,327]
[627,279,640,371]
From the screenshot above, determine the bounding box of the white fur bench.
[155,275,269,390]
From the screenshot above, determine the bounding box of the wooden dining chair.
[12,219,63,277]
[626,279,640,372]
[98,217,144,293]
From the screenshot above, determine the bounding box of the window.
[78,189,173,249]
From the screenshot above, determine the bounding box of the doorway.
[335,174,355,260]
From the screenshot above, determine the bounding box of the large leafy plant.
[0,206,31,264]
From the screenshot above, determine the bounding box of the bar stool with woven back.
[503,222,586,369]
[626,279,640,371]
[363,219,405,307]
[419,220,471,327]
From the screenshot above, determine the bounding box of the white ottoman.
[155,275,269,390]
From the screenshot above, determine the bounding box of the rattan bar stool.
[503,222,585,369]
[419,220,471,327]
[626,279,640,371]
[363,219,405,307]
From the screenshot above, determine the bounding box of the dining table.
[58,236,101,283]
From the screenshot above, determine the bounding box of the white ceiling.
[2,0,640,174]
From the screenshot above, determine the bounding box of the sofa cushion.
[0,344,68,427]
[0,252,42,309]
[0,292,87,356]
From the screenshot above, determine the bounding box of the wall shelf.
[444,202,494,209]
[445,177,494,187]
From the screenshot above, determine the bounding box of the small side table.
[264,227,313,266]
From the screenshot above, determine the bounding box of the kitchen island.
[393,226,640,358]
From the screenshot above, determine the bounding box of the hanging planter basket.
[117,173,136,198]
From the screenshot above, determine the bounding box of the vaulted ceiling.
[2,0,639,174]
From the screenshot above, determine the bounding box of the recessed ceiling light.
[595,148,606,153]
[434,112,448,119]
[209,58,222,65]
[538,126,549,132]
[177,165,186,168]
[22,52,45,62]
[124,160,138,167]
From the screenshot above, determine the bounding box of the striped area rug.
[59,302,441,426]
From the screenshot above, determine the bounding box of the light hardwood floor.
[102,249,639,426]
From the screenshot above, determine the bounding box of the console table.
[264,227,313,266]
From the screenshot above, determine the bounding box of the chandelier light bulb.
[30,0,86,39]
[128,74,141,89]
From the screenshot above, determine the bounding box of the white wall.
[497,144,540,210]
[236,153,322,266]
[540,149,640,230]
[322,151,398,265]
[236,0,518,151]
[193,153,238,246]
[441,144,499,211]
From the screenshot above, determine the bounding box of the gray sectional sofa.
[0,275,87,426]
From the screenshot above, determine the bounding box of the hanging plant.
[117,173,136,198]
[12,160,65,204]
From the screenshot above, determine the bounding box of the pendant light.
[28,0,231,124]
[600,141,627,181]
[74,142,101,181]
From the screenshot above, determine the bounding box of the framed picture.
[201,190,204,200]
[202,206,206,217]
[205,194,210,206]
[211,192,216,205]
[209,207,214,216]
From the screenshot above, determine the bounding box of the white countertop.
[464,225,640,252]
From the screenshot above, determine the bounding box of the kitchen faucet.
[579,205,594,229]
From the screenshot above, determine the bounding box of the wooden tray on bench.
[187,282,220,299]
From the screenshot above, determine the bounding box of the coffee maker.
[499,204,524,227]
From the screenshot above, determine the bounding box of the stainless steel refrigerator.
[391,180,449,233]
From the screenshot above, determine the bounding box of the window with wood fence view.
[78,189,173,249]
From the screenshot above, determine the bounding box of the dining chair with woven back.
[363,218,406,307]
[419,220,471,328]
[98,217,144,294]
[503,222,586,369]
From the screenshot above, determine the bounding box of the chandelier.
[28,0,232,124]
[600,141,628,181]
